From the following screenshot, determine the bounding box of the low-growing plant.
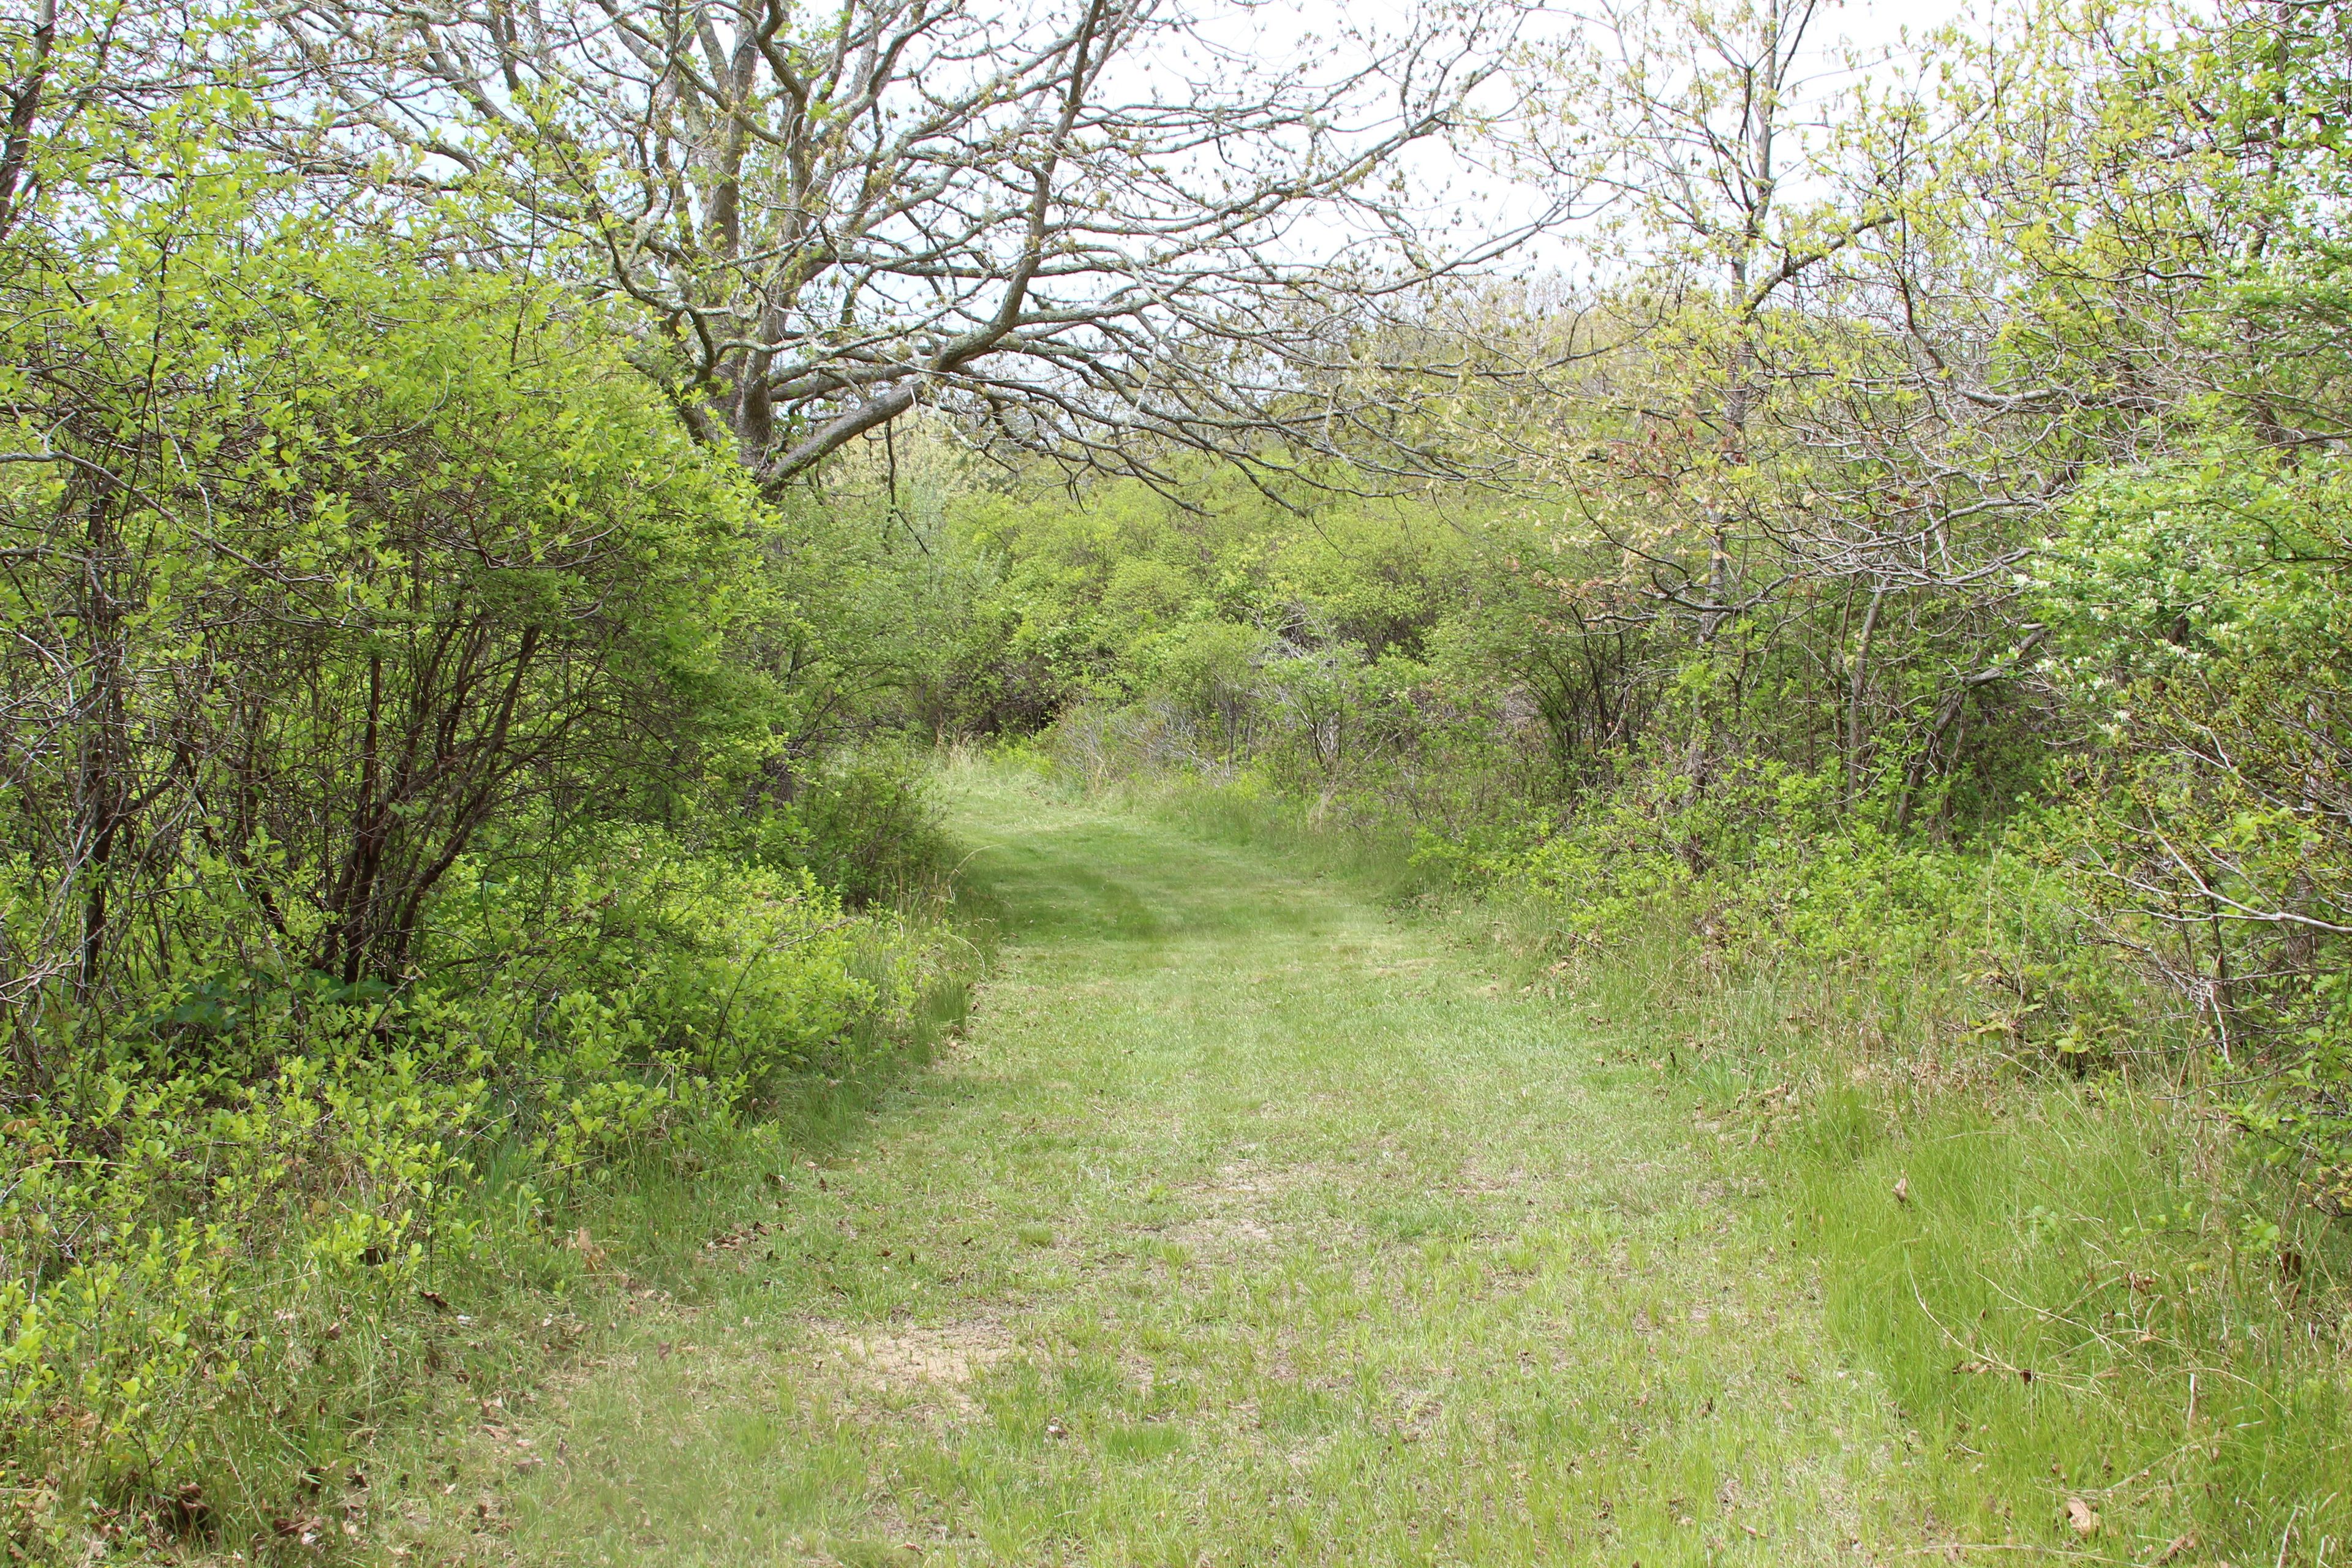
[726,750,956,910]
[0,822,962,1558]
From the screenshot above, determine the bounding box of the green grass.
[389,766,1926,1565]
[1510,913,2352,1565]
[375,764,2349,1566]
[1796,1085,2350,1561]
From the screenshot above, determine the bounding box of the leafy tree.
[1,131,788,1058]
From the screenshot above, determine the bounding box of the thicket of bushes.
[0,77,968,1558]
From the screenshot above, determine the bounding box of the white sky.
[1845,0,1979,50]
[1389,0,1991,280]
[1109,0,1998,281]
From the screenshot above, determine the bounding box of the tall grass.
[1601,938,2346,1558]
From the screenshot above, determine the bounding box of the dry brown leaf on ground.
[567,1228,608,1270]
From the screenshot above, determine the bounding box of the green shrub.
[731,751,954,909]
[0,825,954,1556]
[0,1036,486,1545]
[2040,450,2352,1207]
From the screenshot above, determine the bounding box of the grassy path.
[492,777,1929,1565]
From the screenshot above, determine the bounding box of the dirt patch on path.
[818,1321,1021,1415]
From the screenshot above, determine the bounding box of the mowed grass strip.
[466,772,1927,1566]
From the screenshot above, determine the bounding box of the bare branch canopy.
[268,0,1550,486]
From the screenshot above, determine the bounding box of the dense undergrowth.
[1057,758,2351,1561]
[0,778,978,1561]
